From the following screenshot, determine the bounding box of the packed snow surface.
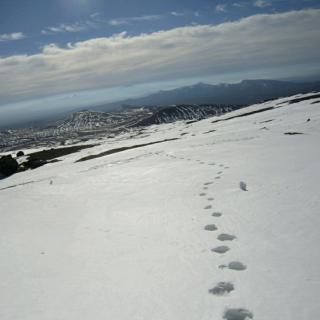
[1,93,320,320]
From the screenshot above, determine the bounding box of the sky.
[0,0,320,124]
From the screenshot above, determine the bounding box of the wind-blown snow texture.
[1,93,320,320]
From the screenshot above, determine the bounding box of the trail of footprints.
[163,152,230,175]
[164,152,252,317]
[199,165,253,319]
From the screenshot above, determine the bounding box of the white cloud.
[0,32,25,42]
[254,0,272,8]
[215,4,227,12]
[41,22,95,35]
[233,2,246,8]
[108,15,163,26]
[170,11,186,17]
[1,9,320,104]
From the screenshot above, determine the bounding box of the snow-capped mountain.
[136,104,242,126]
[1,92,320,320]
[55,109,152,132]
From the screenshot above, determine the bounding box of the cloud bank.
[0,9,320,104]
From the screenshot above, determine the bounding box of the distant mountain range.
[2,79,320,130]
[93,79,320,112]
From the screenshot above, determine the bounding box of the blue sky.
[1,0,319,57]
[0,0,320,124]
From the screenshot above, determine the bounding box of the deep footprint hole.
[228,261,247,271]
[204,224,218,231]
[209,282,234,296]
[217,234,236,241]
[212,212,222,217]
[212,246,230,254]
[223,308,253,320]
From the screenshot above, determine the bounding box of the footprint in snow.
[239,181,248,191]
[204,205,213,210]
[204,224,218,231]
[212,246,230,254]
[217,171,223,174]
[199,193,206,196]
[209,282,234,296]
[217,234,236,241]
[212,212,222,217]
[203,187,209,190]
[223,308,253,320]
[207,197,214,201]
[215,176,221,179]
[204,182,214,186]
[220,261,246,271]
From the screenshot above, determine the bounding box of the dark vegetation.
[0,144,97,178]
[76,138,179,162]
[211,106,275,124]
[27,144,97,162]
[286,93,320,104]
[0,155,18,176]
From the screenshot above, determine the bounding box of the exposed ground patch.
[284,132,304,135]
[259,119,274,124]
[203,129,216,134]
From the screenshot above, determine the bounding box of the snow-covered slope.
[1,93,319,320]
